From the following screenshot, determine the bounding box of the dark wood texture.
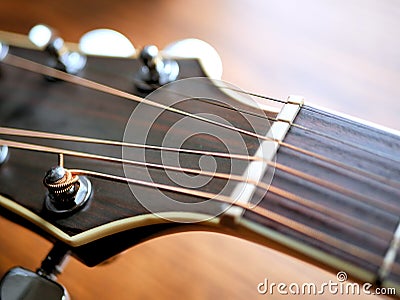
[0,1,399,300]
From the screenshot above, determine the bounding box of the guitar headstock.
[0,25,291,267]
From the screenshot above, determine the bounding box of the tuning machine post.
[43,163,92,215]
[29,24,86,75]
[134,45,179,91]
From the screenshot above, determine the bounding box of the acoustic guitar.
[0,26,399,299]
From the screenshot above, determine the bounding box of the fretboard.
[244,105,400,289]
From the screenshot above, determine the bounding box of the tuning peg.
[162,38,222,80]
[29,24,86,74]
[43,165,92,214]
[134,45,179,91]
[0,145,8,165]
[0,42,9,61]
[79,29,135,57]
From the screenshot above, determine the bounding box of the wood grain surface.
[0,0,398,299]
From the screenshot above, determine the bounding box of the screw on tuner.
[29,24,87,75]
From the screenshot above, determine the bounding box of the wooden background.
[0,0,398,299]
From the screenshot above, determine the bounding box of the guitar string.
[0,137,392,262]
[0,127,263,162]
[0,45,397,281]
[130,76,400,165]
[2,55,400,211]
[167,92,400,165]
[65,168,395,269]
[0,137,395,240]
[0,54,396,272]
[2,53,399,194]
[95,72,400,194]
[2,130,399,216]
[4,126,399,193]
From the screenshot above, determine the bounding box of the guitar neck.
[241,104,400,289]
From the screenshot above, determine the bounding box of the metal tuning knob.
[0,145,9,165]
[0,244,71,300]
[43,165,92,215]
[135,45,179,91]
[29,24,86,75]
[0,41,9,61]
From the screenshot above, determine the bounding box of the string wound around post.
[43,161,92,215]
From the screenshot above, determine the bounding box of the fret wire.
[2,53,399,194]
[1,137,396,239]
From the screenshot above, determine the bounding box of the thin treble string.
[0,137,396,239]
[169,92,400,165]
[3,54,399,192]
[211,85,287,104]
[117,73,400,167]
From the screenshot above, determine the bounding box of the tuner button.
[79,29,135,57]
[28,24,86,75]
[28,24,54,48]
[0,145,9,165]
[135,45,179,91]
[0,42,9,61]
[163,38,222,79]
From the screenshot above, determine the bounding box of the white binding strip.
[377,221,400,284]
[220,95,304,225]
[0,194,220,247]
